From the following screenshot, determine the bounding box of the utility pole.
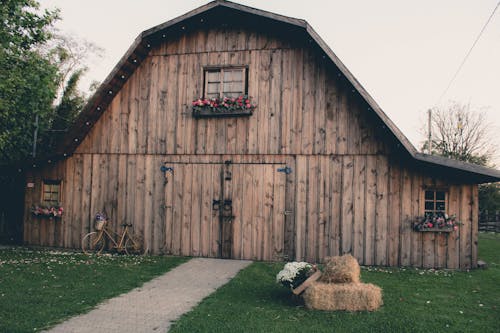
[427,109,432,155]
[32,114,39,158]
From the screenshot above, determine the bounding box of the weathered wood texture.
[24,154,478,268]
[74,28,388,157]
[23,27,479,269]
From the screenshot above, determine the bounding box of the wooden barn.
[22,0,500,269]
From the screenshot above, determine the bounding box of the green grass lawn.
[1,234,498,333]
[0,248,187,332]
[170,233,500,333]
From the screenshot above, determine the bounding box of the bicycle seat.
[121,223,133,227]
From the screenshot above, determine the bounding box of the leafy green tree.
[478,183,500,213]
[46,69,86,150]
[0,0,60,164]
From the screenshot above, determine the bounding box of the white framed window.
[204,66,247,99]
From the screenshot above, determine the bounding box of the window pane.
[436,191,445,201]
[224,69,242,81]
[425,201,435,211]
[436,202,445,211]
[425,191,434,200]
[206,92,219,99]
[223,82,244,97]
[206,71,220,82]
[207,83,220,94]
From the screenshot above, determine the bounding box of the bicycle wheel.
[82,232,105,255]
[124,234,144,255]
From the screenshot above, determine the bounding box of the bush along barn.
[23,0,500,269]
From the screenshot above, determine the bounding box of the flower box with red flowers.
[31,204,64,219]
[192,95,256,118]
[413,213,461,233]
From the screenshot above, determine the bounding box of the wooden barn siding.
[75,28,388,157]
[24,154,477,269]
[290,155,478,269]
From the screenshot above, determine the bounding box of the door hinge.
[160,165,174,173]
[283,210,293,216]
[277,166,292,174]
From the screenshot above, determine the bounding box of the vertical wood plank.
[262,164,274,260]
[388,163,401,266]
[341,155,354,255]
[210,163,221,257]
[325,73,338,155]
[132,155,145,242]
[171,162,184,256]
[329,155,342,258]
[163,160,174,254]
[410,173,423,267]
[116,154,128,244]
[306,157,318,262]
[143,156,154,253]
[231,164,243,259]
[375,155,388,265]
[280,49,292,154]
[190,164,201,257]
[181,164,193,256]
[81,154,92,240]
[301,50,314,154]
[446,185,460,269]
[273,164,286,260]
[353,155,366,263]
[317,156,329,262]
[242,163,254,259]
[62,157,74,248]
[295,156,307,261]
[364,155,377,265]
[400,168,413,267]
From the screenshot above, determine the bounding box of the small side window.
[42,180,61,205]
[423,189,446,216]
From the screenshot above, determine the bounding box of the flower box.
[192,108,253,118]
[415,227,454,233]
[192,95,256,118]
[31,204,64,219]
[413,213,460,233]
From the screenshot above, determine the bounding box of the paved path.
[44,258,252,333]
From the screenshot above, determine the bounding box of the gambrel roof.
[55,0,500,183]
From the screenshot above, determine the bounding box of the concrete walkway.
[44,258,252,333]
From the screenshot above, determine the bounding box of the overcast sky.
[41,0,500,164]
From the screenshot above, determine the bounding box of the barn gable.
[23,0,499,269]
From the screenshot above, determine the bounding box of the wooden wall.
[23,27,478,269]
[24,153,478,269]
[75,28,388,157]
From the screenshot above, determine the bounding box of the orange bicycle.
[81,218,144,255]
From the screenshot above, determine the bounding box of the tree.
[421,102,500,213]
[478,183,500,213]
[0,1,102,164]
[0,0,60,164]
[422,102,495,166]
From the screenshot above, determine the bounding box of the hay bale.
[303,282,383,312]
[320,254,360,284]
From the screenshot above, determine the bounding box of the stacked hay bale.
[303,254,383,312]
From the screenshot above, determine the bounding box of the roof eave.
[414,153,500,183]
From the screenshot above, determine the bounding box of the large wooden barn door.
[163,162,286,261]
